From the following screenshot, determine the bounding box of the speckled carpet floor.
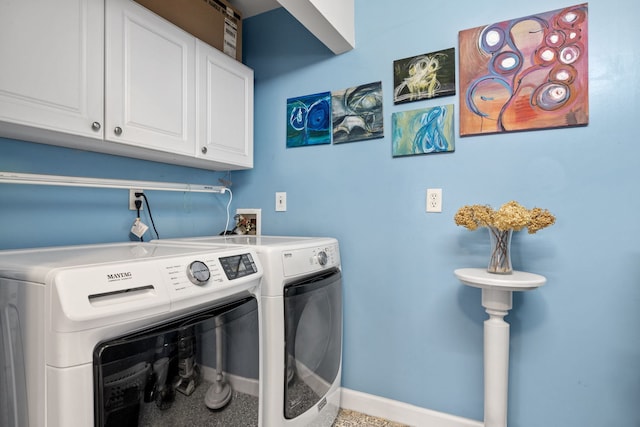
[332,409,409,426]
[122,380,405,427]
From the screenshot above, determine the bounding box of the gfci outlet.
[426,188,442,213]
[129,189,144,210]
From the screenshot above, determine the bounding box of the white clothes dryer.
[156,235,342,427]
[0,241,263,427]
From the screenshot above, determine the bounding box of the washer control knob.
[316,251,328,266]
[187,261,210,285]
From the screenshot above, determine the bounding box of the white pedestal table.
[454,268,546,427]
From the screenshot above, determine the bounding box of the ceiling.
[226,0,281,18]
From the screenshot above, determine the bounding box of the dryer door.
[283,269,342,419]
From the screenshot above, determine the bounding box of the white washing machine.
[0,241,264,427]
[155,235,342,427]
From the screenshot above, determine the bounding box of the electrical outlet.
[426,188,442,213]
[129,189,144,211]
[275,192,287,212]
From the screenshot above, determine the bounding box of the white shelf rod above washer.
[0,171,227,193]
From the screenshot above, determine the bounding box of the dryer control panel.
[282,243,340,277]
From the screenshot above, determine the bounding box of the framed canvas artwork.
[286,92,332,147]
[332,81,384,144]
[392,104,455,157]
[458,4,588,136]
[393,48,456,104]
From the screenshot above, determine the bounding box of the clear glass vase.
[487,226,513,274]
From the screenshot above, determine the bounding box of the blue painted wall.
[237,1,640,426]
[1,0,639,426]
[0,138,232,247]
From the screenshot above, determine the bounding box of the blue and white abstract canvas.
[392,104,455,156]
[286,92,332,147]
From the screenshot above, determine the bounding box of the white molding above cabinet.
[277,0,355,54]
[0,0,254,171]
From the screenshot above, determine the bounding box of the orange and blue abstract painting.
[392,104,455,157]
[458,3,588,136]
[287,92,332,147]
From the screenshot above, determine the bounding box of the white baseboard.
[340,388,483,427]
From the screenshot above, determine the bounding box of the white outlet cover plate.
[426,188,442,213]
[129,189,144,210]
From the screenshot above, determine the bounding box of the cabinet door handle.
[114,126,123,136]
[201,147,208,154]
[91,121,101,131]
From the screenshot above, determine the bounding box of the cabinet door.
[105,0,196,155]
[196,40,253,169]
[0,0,103,139]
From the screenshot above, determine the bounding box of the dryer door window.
[283,269,342,419]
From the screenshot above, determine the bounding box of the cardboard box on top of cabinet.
[134,0,242,61]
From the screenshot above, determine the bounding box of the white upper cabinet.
[196,40,253,169]
[0,0,104,139]
[0,0,253,171]
[105,0,196,156]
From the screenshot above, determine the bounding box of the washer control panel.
[50,249,262,333]
[164,254,225,294]
[219,253,259,280]
[165,252,259,296]
[187,260,211,285]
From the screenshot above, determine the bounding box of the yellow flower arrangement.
[455,201,555,273]
[454,201,555,234]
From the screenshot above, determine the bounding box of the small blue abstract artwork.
[392,104,455,156]
[286,92,332,147]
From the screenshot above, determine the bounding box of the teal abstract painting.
[286,92,332,147]
[392,104,455,156]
